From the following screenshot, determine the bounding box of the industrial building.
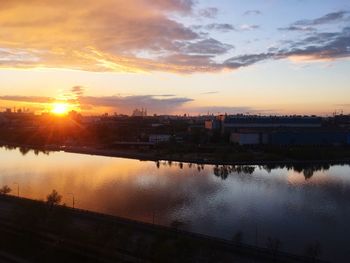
[268,130,349,146]
[222,115,322,132]
[230,130,350,146]
[207,115,350,146]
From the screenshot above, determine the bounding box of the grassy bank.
[0,194,328,263]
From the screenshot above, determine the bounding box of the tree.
[46,190,62,207]
[0,185,11,195]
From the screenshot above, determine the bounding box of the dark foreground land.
[0,195,328,263]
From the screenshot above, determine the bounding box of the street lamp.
[13,182,19,197]
[67,193,75,208]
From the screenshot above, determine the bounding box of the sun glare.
[51,103,69,115]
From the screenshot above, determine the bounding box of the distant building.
[132,108,147,117]
[205,119,221,130]
[231,130,350,146]
[223,116,322,130]
[205,115,322,134]
[269,131,349,146]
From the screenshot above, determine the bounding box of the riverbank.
[2,142,350,166]
[65,146,350,166]
[0,194,328,263]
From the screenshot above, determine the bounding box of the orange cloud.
[288,55,335,63]
[0,0,236,73]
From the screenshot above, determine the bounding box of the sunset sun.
[51,103,69,115]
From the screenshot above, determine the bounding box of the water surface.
[0,147,349,262]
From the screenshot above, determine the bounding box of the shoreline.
[2,142,350,166]
[65,147,350,166]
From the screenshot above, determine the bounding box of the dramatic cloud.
[0,93,193,114]
[284,27,350,61]
[224,26,350,68]
[179,38,233,55]
[0,92,278,115]
[80,95,193,113]
[0,3,348,74]
[0,0,234,73]
[279,10,350,31]
[293,11,349,26]
[224,53,275,68]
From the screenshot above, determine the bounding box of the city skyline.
[0,0,349,115]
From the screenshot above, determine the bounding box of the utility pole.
[67,193,75,208]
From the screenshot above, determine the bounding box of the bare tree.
[46,190,62,208]
[0,185,11,195]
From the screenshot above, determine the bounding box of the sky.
[0,0,349,116]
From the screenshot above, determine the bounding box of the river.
[0,146,349,262]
